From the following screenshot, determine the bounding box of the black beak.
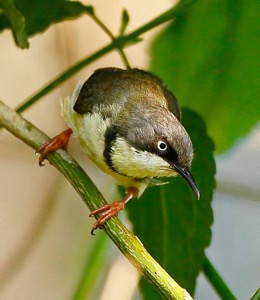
[173,165,200,199]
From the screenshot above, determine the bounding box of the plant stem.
[73,234,109,299]
[15,43,114,114]
[14,0,192,115]
[0,100,193,300]
[202,256,237,300]
[88,11,131,68]
[250,288,260,300]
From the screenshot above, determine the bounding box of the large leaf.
[0,0,92,48]
[126,108,216,297]
[150,0,260,153]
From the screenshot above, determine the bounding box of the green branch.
[250,288,260,300]
[203,257,237,300]
[14,0,192,114]
[73,234,108,299]
[0,99,193,300]
[87,10,131,68]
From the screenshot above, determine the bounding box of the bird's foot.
[90,200,126,235]
[89,187,138,235]
[36,128,73,166]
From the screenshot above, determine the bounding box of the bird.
[37,67,200,234]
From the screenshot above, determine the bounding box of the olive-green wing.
[74,67,181,121]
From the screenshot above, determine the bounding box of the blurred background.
[0,1,259,299]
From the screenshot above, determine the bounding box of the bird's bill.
[173,164,200,199]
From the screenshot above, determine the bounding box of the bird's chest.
[74,113,111,174]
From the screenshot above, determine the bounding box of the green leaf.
[150,0,260,153]
[119,8,130,35]
[126,108,216,297]
[0,0,29,48]
[0,0,92,43]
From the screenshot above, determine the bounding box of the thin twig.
[250,288,260,300]
[73,234,109,299]
[89,12,131,69]
[13,0,192,115]
[202,257,237,300]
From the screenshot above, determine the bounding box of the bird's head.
[104,101,200,199]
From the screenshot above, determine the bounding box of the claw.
[90,187,138,235]
[36,128,72,166]
[90,201,125,235]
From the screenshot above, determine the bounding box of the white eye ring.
[157,140,168,152]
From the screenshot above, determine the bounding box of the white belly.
[60,85,150,195]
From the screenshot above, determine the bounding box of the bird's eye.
[157,140,168,152]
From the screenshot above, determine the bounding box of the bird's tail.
[61,80,84,132]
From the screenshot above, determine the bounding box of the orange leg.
[90,187,138,235]
[36,128,73,166]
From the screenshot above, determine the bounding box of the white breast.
[61,82,110,173]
